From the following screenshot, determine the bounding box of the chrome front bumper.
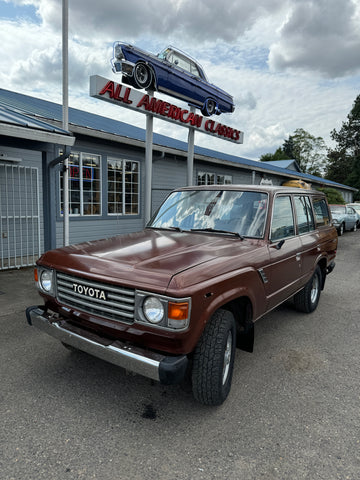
[26,306,188,385]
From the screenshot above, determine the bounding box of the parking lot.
[1,231,359,480]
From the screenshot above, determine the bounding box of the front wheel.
[353,223,357,232]
[133,62,153,89]
[338,223,344,236]
[192,309,236,406]
[294,266,322,313]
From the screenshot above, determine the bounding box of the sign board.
[90,75,243,144]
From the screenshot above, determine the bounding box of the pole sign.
[90,75,244,144]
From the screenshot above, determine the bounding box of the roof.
[264,159,301,172]
[0,101,75,146]
[0,88,355,191]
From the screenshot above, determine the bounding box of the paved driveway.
[1,231,359,480]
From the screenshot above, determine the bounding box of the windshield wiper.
[147,226,184,232]
[190,228,244,239]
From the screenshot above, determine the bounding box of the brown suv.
[27,186,337,405]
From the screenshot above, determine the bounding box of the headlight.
[113,42,124,59]
[136,291,191,330]
[36,268,54,295]
[143,296,164,324]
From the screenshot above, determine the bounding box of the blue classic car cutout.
[111,43,235,117]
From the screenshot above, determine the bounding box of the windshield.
[148,190,268,238]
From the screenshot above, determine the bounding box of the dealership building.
[0,88,356,270]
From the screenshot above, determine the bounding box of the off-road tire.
[192,309,236,406]
[294,265,322,313]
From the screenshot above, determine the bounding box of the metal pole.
[187,106,195,185]
[62,0,69,246]
[144,100,154,225]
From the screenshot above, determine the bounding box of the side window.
[294,196,315,234]
[271,196,295,240]
[312,197,330,227]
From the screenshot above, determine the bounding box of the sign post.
[187,106,195,186]
[145,96,154,224]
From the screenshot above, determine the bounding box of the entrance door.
[0,164,41,270]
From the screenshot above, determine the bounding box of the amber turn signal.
[34,268,38,282]
[168,301,189,321]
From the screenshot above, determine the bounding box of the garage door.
[0,164,41,270]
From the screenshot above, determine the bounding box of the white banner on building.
[90,75,244,144]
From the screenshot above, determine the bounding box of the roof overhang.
[0,122,75,146]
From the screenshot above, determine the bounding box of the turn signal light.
[168,301,189,321]
[34,268,38,282]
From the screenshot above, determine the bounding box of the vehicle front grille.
[56,272,135,324]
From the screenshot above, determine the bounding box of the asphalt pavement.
[1,231,359,480]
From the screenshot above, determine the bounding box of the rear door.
[293,194,318,276]
[264,194,303,310]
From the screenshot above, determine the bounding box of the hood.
[39,229,261,292]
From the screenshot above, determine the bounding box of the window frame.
[197,171,232,186]
[107,157,140,216]
[294,195,315,235]
[312,196,330,227]
[59,151,102,217]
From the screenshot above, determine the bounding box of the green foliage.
[290,128,327,176]
[316,187,345,204]
[260,148,290,162]
[326,95,360,200]
[260,129,327,176]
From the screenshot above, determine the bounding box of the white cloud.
[0,0,359,160]
[269,0,360,78]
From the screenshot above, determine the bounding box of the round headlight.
[143,296,164,324]
[40,270,53,292]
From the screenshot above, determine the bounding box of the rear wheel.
[192,309,236,406]
[294,266,322,313]
[201,98,217,116]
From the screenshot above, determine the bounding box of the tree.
[316,187,344,204]
[260,148,290,162]
[290,128,327,176]
[326,95,360,200]
[260,129,327,176]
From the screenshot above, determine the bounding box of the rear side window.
[312,197,330,227]
[271,196,295,240]
[294,196,315,234]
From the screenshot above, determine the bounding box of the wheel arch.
[219,296,254,353]
[317,257,328,290]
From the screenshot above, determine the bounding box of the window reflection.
[149,190,268,238]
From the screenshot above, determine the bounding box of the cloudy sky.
[1,0,360,159]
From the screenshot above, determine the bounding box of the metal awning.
[0,104,75,146]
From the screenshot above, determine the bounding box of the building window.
[108,158,139,215]
[60,152,101,216]
[197,171,232,185]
